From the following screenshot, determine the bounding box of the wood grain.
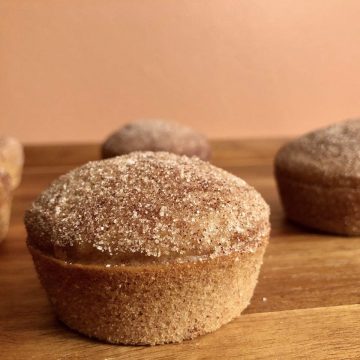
[1,140,359,359]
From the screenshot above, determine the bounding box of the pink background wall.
[1,0,360,143]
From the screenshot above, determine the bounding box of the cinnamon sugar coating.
[276,119,360,187]
[25,152,269,264]
[102,119,211,160]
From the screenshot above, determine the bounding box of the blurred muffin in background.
[0,136,24,189]
[0,171,11,242]
[275,118,360,235]
[102,119,211,160]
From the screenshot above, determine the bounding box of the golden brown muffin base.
[276,172,360,235]
[28,240,267,345]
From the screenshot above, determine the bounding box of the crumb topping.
[25,152,269,264]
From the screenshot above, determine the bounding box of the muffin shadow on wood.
[25,152,270,345]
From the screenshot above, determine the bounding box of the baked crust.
[102,120,211,160]
[28,240,268,345]
[275,119,360,235]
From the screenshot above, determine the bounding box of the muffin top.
[25,152,269,265]
[102,119,210,160]
[275,119,360,187]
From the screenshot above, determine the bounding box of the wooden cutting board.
[1,140,359,359]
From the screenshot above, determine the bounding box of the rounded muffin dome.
[276,119,360,187]
[25,152,269,265]
[101,119,211,160]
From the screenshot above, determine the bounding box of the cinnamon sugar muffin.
[25,152,270,345]
[0,136,24,189]
[102,119,211,160]
[275,119,360,235]
[0,171,11,242]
